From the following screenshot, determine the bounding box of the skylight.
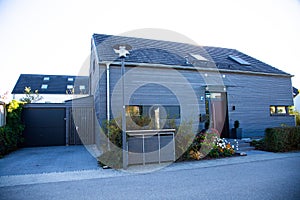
[41,84,48,89]
[228,55,251,65]
[43,77,50,81]
[67,85,73,89]
[190,53,208,61]
[67,77,74,82]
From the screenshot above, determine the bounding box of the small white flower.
[232,145,235,149]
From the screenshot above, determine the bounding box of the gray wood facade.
[91,63,294,139]
[89,34,295,142]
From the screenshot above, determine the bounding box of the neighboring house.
[90,33,295,139]
[12,74,89,103]
[0,101,5,127]
[293,87,299,98]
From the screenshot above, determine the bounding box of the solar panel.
[228,55,251,65]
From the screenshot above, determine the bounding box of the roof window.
[228,55,251,65]
[41,84,48,89]
[189,53,208,61]
[43,77,50,81]
[67,77,74,82]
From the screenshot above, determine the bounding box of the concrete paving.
[0,145,98,176]
[1,150,300,200]
[1,148,300,188]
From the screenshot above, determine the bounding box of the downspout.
[106,63,111,150]
[106,63,110,122]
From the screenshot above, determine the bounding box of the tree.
[19,87,43,103]
[289,106,300,126]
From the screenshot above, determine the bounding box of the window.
[67,77,74,82]
[190,53,208,61]
[67,85,73,89]
[228,55,251,65]
[41,84,48,89]
[43,77,50,81]
[79,85,85,90]
[270,105,289,115]
[126,106,141,117]
[126,105,180,119]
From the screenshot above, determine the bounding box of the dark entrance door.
[205,91,229,138]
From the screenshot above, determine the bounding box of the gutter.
[100,61,293,78]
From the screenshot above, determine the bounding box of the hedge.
[0,100,25,158]
[264,127,300,152]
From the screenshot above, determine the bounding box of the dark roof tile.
[92,34,289,76]
[12,74,89,94]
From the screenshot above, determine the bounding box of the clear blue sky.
[0,0,300,99]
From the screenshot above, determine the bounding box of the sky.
[0,0,300,102]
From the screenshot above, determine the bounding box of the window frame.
[126,105,181,119]
[270,105,290,116]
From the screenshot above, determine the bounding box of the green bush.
[0,100,25,158]
[250,139,265,150]
[264,127,300,152]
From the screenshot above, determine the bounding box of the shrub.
[264,127,300,152]
[97,147,123,169]
[0,100,25,157]
[250,139,265,150]
[175,120,194,160]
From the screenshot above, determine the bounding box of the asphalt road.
[1,155,300,200]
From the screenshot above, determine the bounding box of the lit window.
[277,106,287,114]
[68,77,74,82]
[126,106,141,117]
[41,84,48,89]
[43,77,50,81]
[270,106,276,115]
[79,85,85,90]
[270,106,289,115]
[67,85,73,89]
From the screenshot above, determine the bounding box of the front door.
[205,92,229,138]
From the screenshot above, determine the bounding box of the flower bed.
[178,128,237,161]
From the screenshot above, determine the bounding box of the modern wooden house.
[90,33,295,141]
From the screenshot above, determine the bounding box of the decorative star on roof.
[114,46,130,58]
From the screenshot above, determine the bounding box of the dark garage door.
[22,106,66,147]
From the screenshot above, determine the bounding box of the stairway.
[227,138,256,153]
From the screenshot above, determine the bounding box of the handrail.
[126,129,176,136]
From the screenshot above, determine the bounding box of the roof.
[12,74,89,94]
[92,33,290,76]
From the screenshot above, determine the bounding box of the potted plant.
[231,120,243,139]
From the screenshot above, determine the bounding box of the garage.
[22,104,66,147]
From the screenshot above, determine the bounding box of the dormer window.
[68,77,74,82]
[67,85,73,89]
[43,77,50,81]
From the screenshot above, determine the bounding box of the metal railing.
[126,129,176,165]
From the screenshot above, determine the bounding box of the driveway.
[0,145,99,176]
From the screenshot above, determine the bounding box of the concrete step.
[225,138,255,152]
[237,146,256,151]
